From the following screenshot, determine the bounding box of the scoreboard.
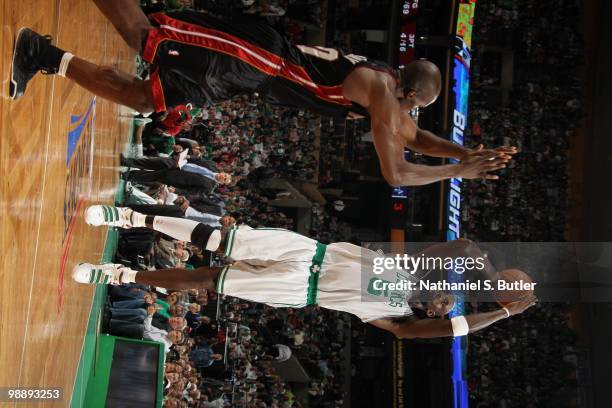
[401,0,419,17]
[398,1,419,68]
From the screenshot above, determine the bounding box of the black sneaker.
[10,28,57,100]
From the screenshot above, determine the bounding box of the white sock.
[131,211,147,228]
[152,216,200,242]
[58,52,74,77]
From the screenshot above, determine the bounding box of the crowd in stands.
[141,0,323,28]
[462,0,582,242]
[122,92,323,236]
[105,270,349,407]
[107,283,349,407]
[109,89,350,405]
[104,3,348,407]
[308,203,353,244]
[466,302,579,408]
[106,0,588,406]
[463,1,583,406]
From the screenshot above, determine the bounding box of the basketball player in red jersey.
[10,0,515,186]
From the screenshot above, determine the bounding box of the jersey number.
[297,46,368,66]
[344,53,368,65]
[297,45,339,61]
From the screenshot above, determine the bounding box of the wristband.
[450,316,469,337]
[502,307,510,318]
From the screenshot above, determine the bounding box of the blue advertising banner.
[446,2,476,408]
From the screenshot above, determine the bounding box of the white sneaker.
[85,205,133,228]
[72,263,129,285]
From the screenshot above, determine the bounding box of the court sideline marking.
[15,0,62,397]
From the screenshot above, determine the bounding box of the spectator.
[144,305,186,354]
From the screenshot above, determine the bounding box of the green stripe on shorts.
[224,227,237,257]
[216,266,230,293]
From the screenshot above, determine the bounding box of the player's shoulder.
[344,67,399,116]
[351,64,393,84]
[367,78,401,114]
[354,65,397,98]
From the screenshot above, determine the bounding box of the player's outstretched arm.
[372,129,511,186]
[405,126,470,159]
[398,110,517,161]
[370,99,460,186]
[369,296,536,339]
[369,86,510,186]
[406,128,517,162]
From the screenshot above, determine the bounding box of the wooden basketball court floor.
[1,1,135,405]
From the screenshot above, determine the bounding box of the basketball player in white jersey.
[73,205,536,339]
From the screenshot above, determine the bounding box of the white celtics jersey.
[215,226,413,322]
[318,243,414,322]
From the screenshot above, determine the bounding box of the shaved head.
[400,60,442,107]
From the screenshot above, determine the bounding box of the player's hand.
[147,305,157,316]
[462,144,518,161]
[456,151,509,180]
[504,295,537,316]
[180,198,190,211]
[174,196,190,211]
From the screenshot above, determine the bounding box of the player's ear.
[405,89,417,99]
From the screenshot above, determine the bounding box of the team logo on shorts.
[168,50,180,56]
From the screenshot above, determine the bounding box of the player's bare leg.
[11,0,154,108]
[65,57,155,113]
[92,0,153,52]
[135,266,222,290]
[10,28,155,112]
[73,263,223,291]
